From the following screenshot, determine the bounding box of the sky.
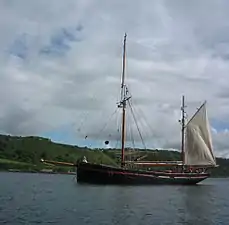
[1,0,229,158]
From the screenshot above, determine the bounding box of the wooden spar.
[181,95,185,164]
[121,33,127,167]
[185,100,206,127]
[40,159,76,167]
[135,154,148,161]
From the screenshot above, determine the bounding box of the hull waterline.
[76,162,209,185]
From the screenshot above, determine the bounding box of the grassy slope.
[0,135,118,171]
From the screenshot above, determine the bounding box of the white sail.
[184,102,216,166]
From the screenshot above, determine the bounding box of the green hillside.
[0,134,118,173]
[0,134,229,177]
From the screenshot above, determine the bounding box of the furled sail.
[184,102,216,166]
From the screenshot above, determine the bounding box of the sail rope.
[131,102,155,140]
[76,87,108,141]
[126,98,152,161]
[95,107,119,142]
[114,106,121,149]
[77,110,90,134]
[82,106,119,149]
[126,109,137,161]
[129,114,135,149]
[127,100,147,149]
[129,114,140,161]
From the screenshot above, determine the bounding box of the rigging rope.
[114,106,121,149]
[94,107,119,142]
[77,111,90,134]
[131,101,156,140]
[129,113,135,149]
[127,100,147,149]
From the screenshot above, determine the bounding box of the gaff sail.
[184,102,216,166]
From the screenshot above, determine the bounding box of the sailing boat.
[41,34,217,185]
[75,34,217,185]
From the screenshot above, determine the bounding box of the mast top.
[120,33,128,167]
[120,33,128,100]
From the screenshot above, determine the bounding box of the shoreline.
[0,169,228,178]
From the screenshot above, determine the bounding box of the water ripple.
[0,172,229,225]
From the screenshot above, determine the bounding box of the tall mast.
[120,33,127,167]
[181,95,185,164]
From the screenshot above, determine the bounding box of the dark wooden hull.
[76,162,210,185]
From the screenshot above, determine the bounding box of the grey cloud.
[0,106,35,135]
[1,0,229,157]
[40,26,84,56]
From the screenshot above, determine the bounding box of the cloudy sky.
[1,0,229,157]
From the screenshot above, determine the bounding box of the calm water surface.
[0,172,228,225]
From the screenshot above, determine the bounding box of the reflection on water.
[0,173,229,225]
[178,185,217,224]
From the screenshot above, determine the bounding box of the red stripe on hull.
[81,166,207,179]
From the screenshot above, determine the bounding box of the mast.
[120,33,127,167]
[181,95,185,164]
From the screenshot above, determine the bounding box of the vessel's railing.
[125,161,218,168]
[125,161,183,167]
[125,160,183,164]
